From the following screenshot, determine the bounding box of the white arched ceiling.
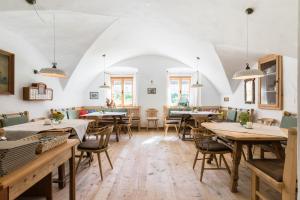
[0,0,297,94]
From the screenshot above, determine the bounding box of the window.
[169,76,191,105]
[111,77,134,106]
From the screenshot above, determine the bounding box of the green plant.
[52,111,64,121]
[239,112,249,125]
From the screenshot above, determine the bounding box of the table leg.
[113,117,119,142]
[271,142,285,160]
[230,141,242,193]
[57,164,66,189]
[247,144,253,160]
[69,146,76,200]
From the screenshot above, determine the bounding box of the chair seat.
[147,117,158,120]
[165,120,180,125]
[247,159,284,181]
[78,140,103,150]
[197,139,231,152]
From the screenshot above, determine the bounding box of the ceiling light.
[232,8,264,80]
[192,57,203,88]
[99,54,110,89]
[39,14,67,78]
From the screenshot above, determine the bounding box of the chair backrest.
[280,111,297,128]
[282,128,297,199]
[258,118,276,126]
[0,111,29,127]
[226,109,237,122]
[146,108,158,118]
[191,128,213,150]
[97,126,114,149]
[128,113,134,124]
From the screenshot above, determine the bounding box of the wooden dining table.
[201,122,287,193]
[80,111,127,142]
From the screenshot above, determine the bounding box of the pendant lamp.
[232,8,264,80]
[99,54,110,89]
[192,57,203,88]
[39,14,67,78]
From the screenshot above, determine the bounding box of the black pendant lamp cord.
[52,13,56,68]
[246,10,249,67]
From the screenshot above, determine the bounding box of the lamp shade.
[191,81,203,88]
[39,63,66,78]
[232,64,264,80]
[99,82,110,89]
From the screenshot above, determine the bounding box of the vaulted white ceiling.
[0,0,297,94]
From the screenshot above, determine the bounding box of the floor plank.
[52,130,280,200]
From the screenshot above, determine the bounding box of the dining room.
[0,0,299,200]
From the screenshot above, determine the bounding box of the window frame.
[169,76,191,105]
[111,76,134,106]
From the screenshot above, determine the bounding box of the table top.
[202,122,287,141]
[0,139,79,187]
[81,111,127,117]
[3,119,91,141]
[170,111,220,116]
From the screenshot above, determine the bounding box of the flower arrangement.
[239,112,249,125]
[51,111,64,123]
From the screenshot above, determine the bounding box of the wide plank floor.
[53,130,280,200]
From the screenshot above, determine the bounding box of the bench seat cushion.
[247,159,284,182]
[197,139,231,152]
[1,115,29,127]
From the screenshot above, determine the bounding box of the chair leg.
[251,173,260,200]
[105,150,113,169]
[242,149,247,160]
[156,120,159,130]
[193,150,199,169]
[75,151,84,173]
[200,153,206,182]
[165,125,169,136]
[147,121,149,131]
[175,125,178,134]
[219,154,222,167]
[221,154,231,175]
[213,154,220,168]
[96,153,103,181]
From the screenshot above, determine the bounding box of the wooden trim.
[0,49,15,95]
[111,77,134,106]
[258,54,283,110]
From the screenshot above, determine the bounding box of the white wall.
[83,55,221,126]
[0,27,83,119]
[221,56,297,122]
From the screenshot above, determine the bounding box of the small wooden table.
[202,122,287,193]
[171,111,220,140]
[0,139,79,200]
[80,112,127,142]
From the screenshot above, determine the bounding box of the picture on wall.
[90,92,99,99]
[147,88,156,94]
[244,79,255,104]
[0,49,14,95]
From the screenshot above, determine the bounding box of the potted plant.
[51,111,65,124]
[239,112,249,126]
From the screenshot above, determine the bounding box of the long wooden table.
[0,139,79,200]
[202,122,287,193]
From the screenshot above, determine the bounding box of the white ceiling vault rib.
[0,0,297,95]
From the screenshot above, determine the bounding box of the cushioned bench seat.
[247,159,284,181]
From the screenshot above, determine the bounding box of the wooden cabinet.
[258,54,283,110]
[23,83,53,101]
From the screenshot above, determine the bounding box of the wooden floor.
[53,130,280,200]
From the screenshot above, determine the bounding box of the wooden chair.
[163,114,179,136]
[246,128,297,200]
[76,126,114,180]
[191,128,231,181]
[116,113,134,139]
[259,112,297,158]
[146,108,159,131]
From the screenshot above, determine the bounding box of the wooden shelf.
[23,83,53,101]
